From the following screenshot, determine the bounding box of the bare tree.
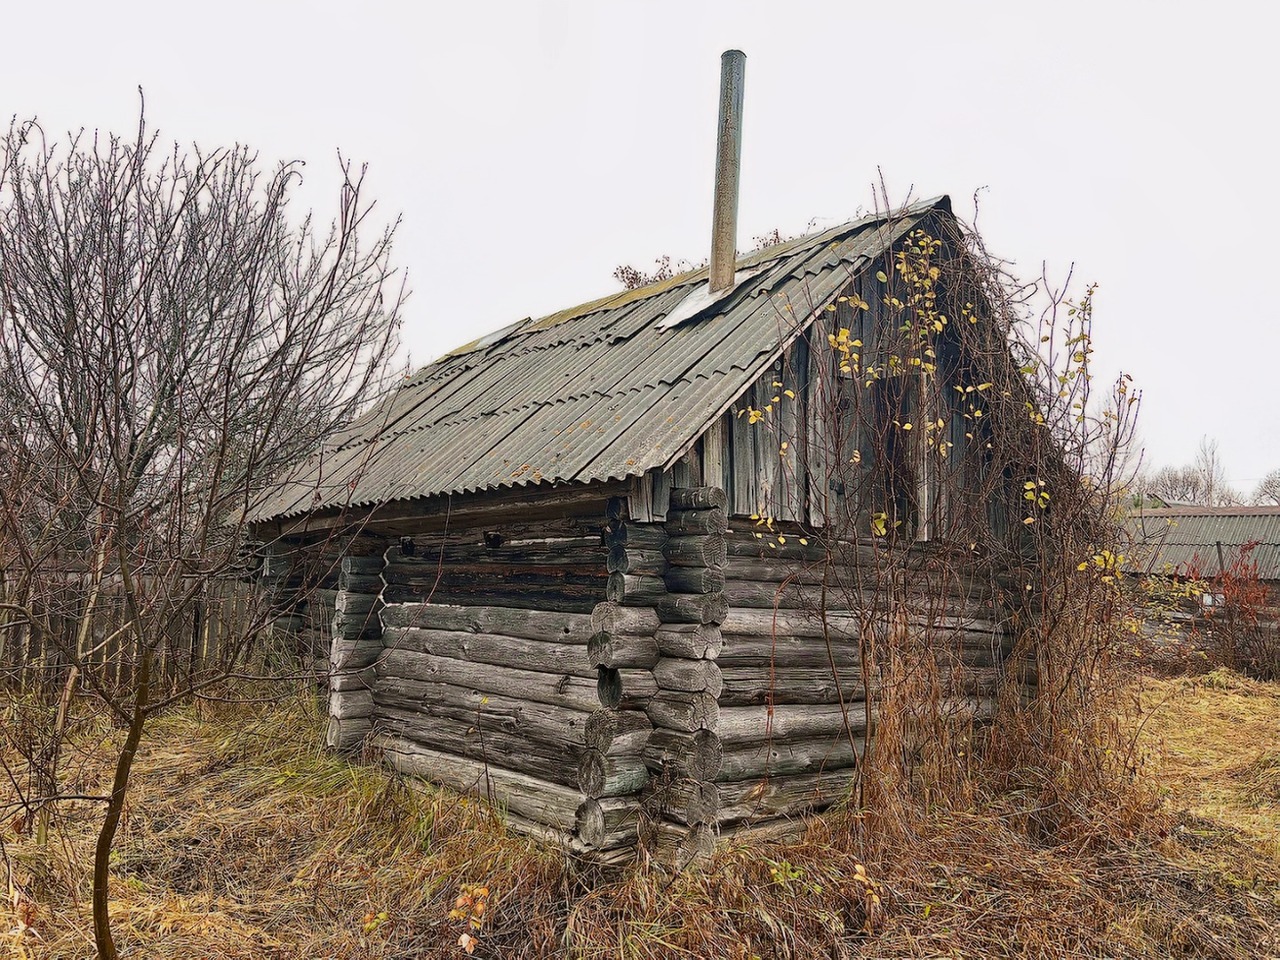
[1191,437,1235,505]
[1252,469,1280,506]
[1144,464,1205,505]
[0,106,403,958]
[1142,437,1239,506]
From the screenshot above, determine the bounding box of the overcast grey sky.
[3,1,1276,488]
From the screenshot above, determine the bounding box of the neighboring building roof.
[1127,506,1280,580]
[249,198,949,522]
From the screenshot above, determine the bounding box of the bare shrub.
[0,103,403,957]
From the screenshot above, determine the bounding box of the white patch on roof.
[656,265,769,331]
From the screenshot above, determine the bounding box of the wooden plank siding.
[679,259,992,545]
[625,239,1010,557]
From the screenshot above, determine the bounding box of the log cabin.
[247,53,1043,866]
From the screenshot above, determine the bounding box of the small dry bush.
[1181,546,1280,682]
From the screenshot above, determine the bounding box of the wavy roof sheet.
[249,199,946,522]
[1127,506,1280,580]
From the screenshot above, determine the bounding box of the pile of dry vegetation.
[2,666,1276,959]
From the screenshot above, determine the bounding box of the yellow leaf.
[875,270,888,282]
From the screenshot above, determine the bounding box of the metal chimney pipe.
[709,49,746,293]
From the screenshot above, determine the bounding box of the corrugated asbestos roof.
[248,199,947,522]
[1127,506,1280,580]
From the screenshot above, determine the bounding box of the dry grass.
[1139,667,1280,861]
[2,674,1279,959]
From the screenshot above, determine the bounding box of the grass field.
[3,669,1278,958]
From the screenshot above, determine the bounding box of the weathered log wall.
[380,521,609,612]
[632,487,729,869]
[367,501,613,840]
[285,480,1021,865]
[710,517,1013,832]
[575,496,661,857]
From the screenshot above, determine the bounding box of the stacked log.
[638,486,728,870]
[705,523,1016,832]
[575,497,663,854]
[326,552,386,751]
[343,522,621,842]
[376,605,597,744]
[376,598,602,835]
[709,532,877,827]
[377,735,585,832]
[380,538,606,612]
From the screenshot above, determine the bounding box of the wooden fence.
[0,570,324,699]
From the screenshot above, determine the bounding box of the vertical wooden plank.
[752,379,779,520]
[702,417,728,497]
[672,456,693,490]
[729,395,757,517]
[686,442,703,488]
[630,474,655,524]
[776,337,807,522]
[652,467,672,521]
[915,370,934,542]
[847,285,874,529]
[807,319,833,528]
[947,376,971,539]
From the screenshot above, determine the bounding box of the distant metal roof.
[249,199,948,522]
[1127,506,1280,580]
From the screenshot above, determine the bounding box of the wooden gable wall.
[631,242,998,542]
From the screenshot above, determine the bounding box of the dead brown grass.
[2,674,1278,959]
[1139,667,1280,862]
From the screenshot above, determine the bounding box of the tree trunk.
[93,651,150,960]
